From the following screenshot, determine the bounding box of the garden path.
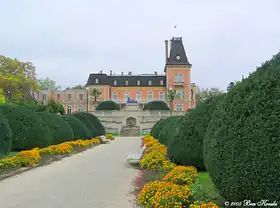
[0,136,141,208]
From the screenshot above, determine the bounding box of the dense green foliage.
[96,101,120,110]
[151,119,168,139]
[167,96,222,170]
[72,112,100,137]
[61,115,92,139]
[0,113,12,156]
[0,104,53,150]
[85,113,106,135]
[157,116,181,145]
[37,112,74,144]
[204,53,280,201]
[143,100,170,110]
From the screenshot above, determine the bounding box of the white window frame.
[159,92,164,100]
[78,105,84,112]
[95,78,99,84]
[176,104,183,111]
[160,80,164,85]
[113,92,118,101]
[148,80,152,85]
[124,92,129,100]
[147,92,153,101]
[113,80,117,85]
[137,80,140,85]
[136,92,141,101]
[125,80,128,85]
[67,106,72,114]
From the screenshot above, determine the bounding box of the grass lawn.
[140,133,151,136]
[0,152,19,159]
[190,171,225,207]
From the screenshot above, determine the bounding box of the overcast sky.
[1,0,280,90]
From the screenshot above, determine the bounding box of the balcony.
[173,81,185,86]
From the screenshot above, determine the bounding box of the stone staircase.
[120,126,140,137]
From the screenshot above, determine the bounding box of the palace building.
[36,37,196,114]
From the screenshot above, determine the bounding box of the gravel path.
[0,137,141,208]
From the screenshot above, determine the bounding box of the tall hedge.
[0,113,12,156]
[157,116,181,145]
[37,112,74,144]
[96,101,119,110]
[204,53,280,201]
[61,115,92,139]
[167,96,222,170]
[0,104,53,150]
[86,113,105,135]
[143,101,170,110]
[151,118,168,139]
[72,112,99,137]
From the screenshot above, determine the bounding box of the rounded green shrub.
[96,101,120,110]
[167,96,222,170]
[85,113,105,135]
[143,100,170,110]
[204,53,280,201]
[151,118,168,139]
[0,113,12,156]
[0,104,53,150]
[72,112,99,137]
[157,116,181,145]
[37,112,74,144]
[61,115,92,139]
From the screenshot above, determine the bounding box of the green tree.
[0,55,38,102]
[90,88,101,102]
[0,89,5,104]
[196,87,223,104]
[37,77,61,90]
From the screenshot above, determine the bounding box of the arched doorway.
[126,117,136,127]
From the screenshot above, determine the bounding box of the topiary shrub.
[157,116,181,145]
[167,96,223,170]
[151,118,168,139]
[204,53,280,202]
[0,113,12,156]
[165,116,183,146]
[72,112,99,137]
[96,101,120,110]
[85,113,105,135]
[61,115,92,139]
[37,112,74,144]
[0,104,53,150]
[143,100,170,110]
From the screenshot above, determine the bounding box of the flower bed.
[0,137,108,180]
[136,136,219,208]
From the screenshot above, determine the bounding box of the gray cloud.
[1,0,280,89]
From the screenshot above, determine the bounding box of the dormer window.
[148,80,152,85]
[125,80,128,85]
[137,80,140,85]
[160,80,164,85]
[113,80,117,85]
[95,78,99,84]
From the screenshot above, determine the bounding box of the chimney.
[121,72,123,75]
[100,70,103,74]
[165,40,169,64]
[110,70,112,75]
[128,71,132,75]
[154,71,158,75]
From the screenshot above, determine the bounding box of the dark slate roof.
[166,37,191,66]
[86,74,166,86]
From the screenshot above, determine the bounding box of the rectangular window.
[78,105,84,112]
[79,94,83,101]
[160,80,164,85]
[113,92,118,101]
[124,92,129,100]
[42,94,46,101]
[68,94,72,101]
[159,92,164,100]
[136,92,141,101]
[176,104,183,111]
[148,92,153,101]
[56,94,60,101]
[67,106,72,114]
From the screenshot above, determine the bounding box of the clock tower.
[164,37,194,111]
